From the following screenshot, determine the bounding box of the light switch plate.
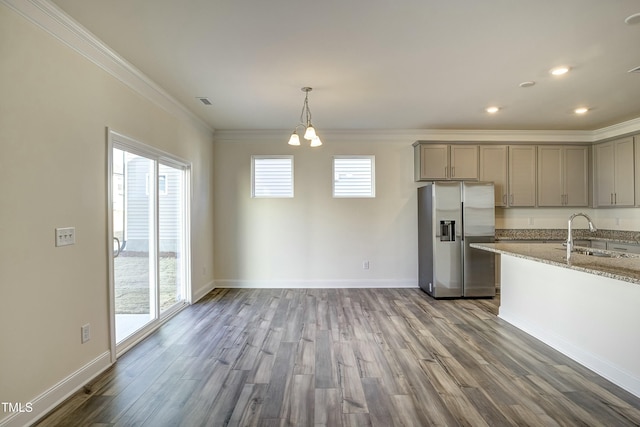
[55,227,75,247]
[81,324,90,343]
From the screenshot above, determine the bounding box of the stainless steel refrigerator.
[418,181,496,298]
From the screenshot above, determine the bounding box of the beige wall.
[0,3,214,417]
[212,137,419,287]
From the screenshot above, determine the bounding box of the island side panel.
[498,254,640,398]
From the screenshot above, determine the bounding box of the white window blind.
[333,156,375,198]
[252,156,294,198]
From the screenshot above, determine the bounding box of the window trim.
[251,155,294,198]
[332,155,376,198]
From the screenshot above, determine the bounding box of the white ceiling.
[50,0,640,132]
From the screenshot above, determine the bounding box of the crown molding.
[1,0,213,135]
[591,117,640,142]
[213,128,595,143]
[214,120,640,144]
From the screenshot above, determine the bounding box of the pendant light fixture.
[288,87,322,147]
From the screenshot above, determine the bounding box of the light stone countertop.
[471,242,640,285]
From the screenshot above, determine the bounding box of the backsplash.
[496,228,640,243]
[495,207,640,231]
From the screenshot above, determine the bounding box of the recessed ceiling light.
[486,106,500,114]
[550,66,570,76]
[574,107,589,114]
[625,12,640,25]
[519,81,536,88]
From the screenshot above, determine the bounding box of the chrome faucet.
[566,212,597,262]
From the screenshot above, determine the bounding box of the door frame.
[107,128,192,362]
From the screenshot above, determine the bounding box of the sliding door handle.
[113,237,121,258]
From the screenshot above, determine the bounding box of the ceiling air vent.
[628,66,640,73]
[197,97,212,105]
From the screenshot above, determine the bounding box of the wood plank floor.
[37,288,640,426]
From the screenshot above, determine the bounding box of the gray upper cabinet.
[537,145,589,207]
[479,145,508,206]
[479,145,536,207]
[450,145,479,180]
[415,137,638,209]
[508,145,537,207]
[414,143,478,181]
[415,144,448,180]
[635,136,640,207]
[594,137,635,207]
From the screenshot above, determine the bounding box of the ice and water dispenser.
[440,220,455,242]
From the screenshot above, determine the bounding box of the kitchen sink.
[573,248,614,257]
[556,245,626,258]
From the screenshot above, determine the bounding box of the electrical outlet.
[55,227,76,247]
[81,324,90,344]
[363,261,370,270]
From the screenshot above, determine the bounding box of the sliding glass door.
[158,163,186,315]
[109,130,190,356]
[112,149,155,342]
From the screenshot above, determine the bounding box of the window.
[252,155,294,198]
[333,155,375,198]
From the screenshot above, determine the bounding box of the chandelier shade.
[288,132,301,146]
[303,125,317,140]
[288,87,322,147]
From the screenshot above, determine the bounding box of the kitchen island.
[471,242,640,398]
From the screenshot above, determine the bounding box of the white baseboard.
[0,351,112,427]
[213,279,418,289]
[499,309,640,399]
[192,279,216,302]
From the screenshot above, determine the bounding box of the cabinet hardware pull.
[611,246,628,251]
[510,194,514,205]
[611,193,613,204]
[614,193,617,204]
[451,166,455,177]
[502,194,507,205]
